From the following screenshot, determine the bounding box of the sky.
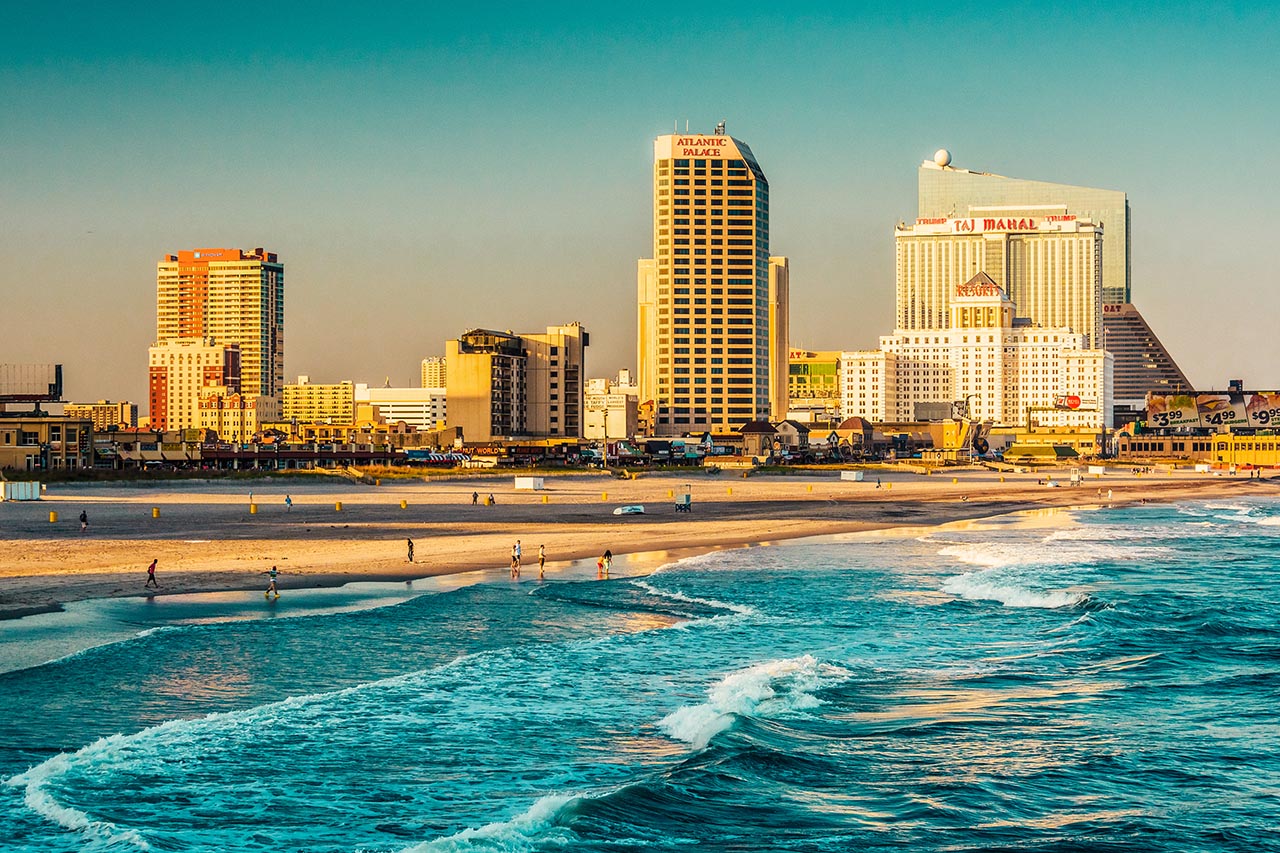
[2,2,1278,408]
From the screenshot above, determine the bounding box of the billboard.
[1244,392,1280,428]
[0,364,63,402]
[1147,392,1280,429]
[1194,394,1248,429]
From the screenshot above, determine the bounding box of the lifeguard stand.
[675,483,692,512]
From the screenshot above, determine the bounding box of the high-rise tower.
[638,126,785,436]
[917,151,1191,418]
[154,248,285,424]
[918,153,1129,305]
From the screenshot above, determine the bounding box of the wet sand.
[0,467,1272,618]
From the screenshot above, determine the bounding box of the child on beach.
[145,559,158,589]
[265,565,279,597]
[538,545,546,577]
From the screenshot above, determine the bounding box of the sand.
[1,467,1273,618]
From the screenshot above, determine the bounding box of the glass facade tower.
[918,160,1130,305]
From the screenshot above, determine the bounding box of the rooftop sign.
[955,281,1003,297]
[908,214,1093,235]
[655,134,743,161]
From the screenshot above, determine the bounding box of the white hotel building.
[895,209,1103,349]
[842,274,1112,429]
[354,384,447,431]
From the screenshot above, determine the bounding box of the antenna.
[685,119,689,133]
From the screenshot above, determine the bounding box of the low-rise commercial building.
[584,393,638,440]
[199,391,272,443]
[787,349,842,422]
[283,376,356,424]
[0,415,94,471]
[63,400,138,430]
[353,385,447,431]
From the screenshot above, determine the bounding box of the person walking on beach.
[538,544,546,577]
[472,491,479,506]
[79,510,88,534]
[285,494,293,512]
[407,538,415,563]
[265,565,280,597]
[145,559,159,589]
[488,493,495,506]
[599,549,613,577]
[514,540,522,569]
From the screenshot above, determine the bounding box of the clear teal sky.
[3,2,1277,405]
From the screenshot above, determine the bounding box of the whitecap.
[629,577,757,618]
[397,793,580,852]
[942,571,1084,609]
[658,654,850,750]
[6,740,153,851]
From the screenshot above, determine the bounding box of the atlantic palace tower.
[638,126,788,436]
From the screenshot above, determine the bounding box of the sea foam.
[6,740,153,851]
[942,570,1084,609]
[397,793,579,852]
[659,654,849,749]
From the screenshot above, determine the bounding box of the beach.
[1,466,1271,619]
[5,477,1280,851]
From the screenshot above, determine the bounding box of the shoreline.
[1,471,1274,621]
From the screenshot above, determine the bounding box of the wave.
[628,577,757,619]
[399,793,581,852]
[6,740,154,851]
[2,653,496,846]
[938,537,1171,571]
[942,571,1085,609]
[659,655,850,750]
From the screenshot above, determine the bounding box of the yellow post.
[49,510,58,523]
[807,484,813,492]
[886,483,892,490]
[335,501,343,511]
[542,494,549,504]
[151,507,160,518]
[249,503,258,514]
[952,477,958,484]
[727,487,733,495]
[375,478,381,486]
[400,499,407,509]
[1000,476,1005,483]
[667,489,673,498]
[601,491,608,501]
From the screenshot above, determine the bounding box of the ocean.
[2,497,1279,852]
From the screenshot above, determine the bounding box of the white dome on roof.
[934,149,952,167]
